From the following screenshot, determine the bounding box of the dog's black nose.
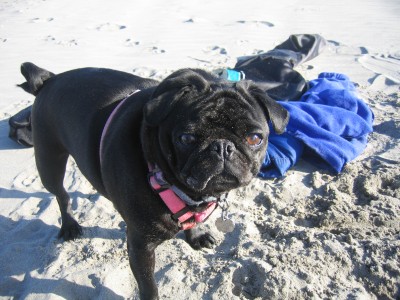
[210,140,235,159]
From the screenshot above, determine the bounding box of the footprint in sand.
[1,99,33,119]
[183,17,209,24]
[45,35,78,46]
[58,39,78,46]
[12,158,96,198]
[95,23,127,31]
[31,17,54,23]
[13,170,44,192]
[132,67,168,80]
[359,55,400,84]
[22,175,40,188]
[124,39,140,47]
[236,20,274,27]
[232,259,271,298]
[328,40,369,55]
[204,45,228,55]
[151,46,166,54]
[124,39,165,53]
[9,196,51,219]
[45,35,56,42]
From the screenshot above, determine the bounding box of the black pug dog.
[18,62,289,299]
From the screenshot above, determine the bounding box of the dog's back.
[19,62,158,197]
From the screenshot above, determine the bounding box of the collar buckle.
[148,168,171,194]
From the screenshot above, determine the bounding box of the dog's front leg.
[127,232,159,300]
[184,225,216,250]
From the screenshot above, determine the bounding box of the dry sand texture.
[0,0,399,299]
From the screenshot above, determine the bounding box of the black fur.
[19,62,289,299]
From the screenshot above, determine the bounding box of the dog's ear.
[144,69,213,126]
[236,81,289,134]
[17,62,55,96]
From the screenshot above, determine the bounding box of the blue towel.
[259,72,374,178]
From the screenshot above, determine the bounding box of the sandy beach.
[0,0,399,299]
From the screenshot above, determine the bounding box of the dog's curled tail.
[18,62,55,96]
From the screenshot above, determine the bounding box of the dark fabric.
[234,34,327,100]
[8,106,33,147]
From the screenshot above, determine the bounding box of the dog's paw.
[185,231,216,250]
[58,218,83,241]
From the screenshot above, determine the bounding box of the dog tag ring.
[215,196,235,233]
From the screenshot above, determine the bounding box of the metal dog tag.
[215,216,235,233]
[215,194,235,232]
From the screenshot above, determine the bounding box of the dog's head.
[142,69,289,199]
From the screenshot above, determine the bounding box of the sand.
[0,0,399,299]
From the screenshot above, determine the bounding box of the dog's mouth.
[185,175,207,190]
[180,162,253,197]
[185,172,239,192]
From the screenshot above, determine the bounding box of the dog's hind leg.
[34,142,82,241]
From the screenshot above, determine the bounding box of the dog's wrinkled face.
[161,92,268,195]
[142,69,289,199]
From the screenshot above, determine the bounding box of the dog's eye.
[246,134,263,146]
[179,134,197,145]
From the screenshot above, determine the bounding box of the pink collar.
[148,164,219,230]
[99,90,141,164]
